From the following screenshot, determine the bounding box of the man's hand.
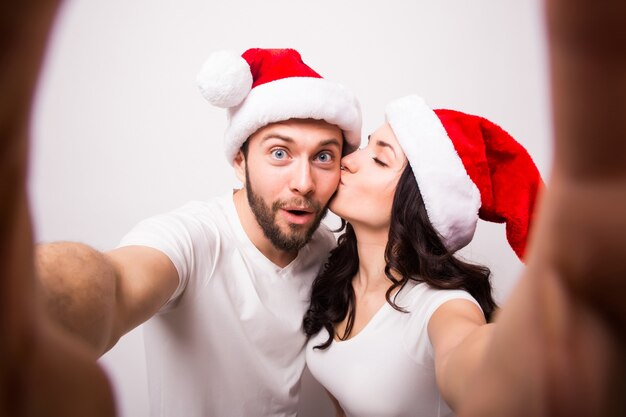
[0,2,116,416]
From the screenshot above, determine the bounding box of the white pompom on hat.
[197,50,253,108]
[197,48,362,164]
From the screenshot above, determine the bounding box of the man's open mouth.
[286,209,311,216]
[280,206,316,225]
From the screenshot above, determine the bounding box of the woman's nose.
[340,151,359,173]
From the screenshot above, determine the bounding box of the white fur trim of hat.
[385,95,481,252]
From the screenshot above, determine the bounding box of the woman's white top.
[306,281,481,417]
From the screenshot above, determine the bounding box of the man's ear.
[233,150,246,186]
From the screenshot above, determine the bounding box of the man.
[33,39,361,417]
[2,4,363,415]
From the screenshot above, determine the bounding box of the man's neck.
[232,189,297,268]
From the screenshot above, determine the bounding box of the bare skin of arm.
[463,0,626,414]
[1,2,181,415]
[428,1,626,414]
[36,243,179,355]
[427,300,492,411]
[1,1,115,416]
[426,0,626,415]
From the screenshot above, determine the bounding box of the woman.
[303,95,543,416]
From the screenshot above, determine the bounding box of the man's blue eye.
[272,149,287,159]
[317,152,332,163]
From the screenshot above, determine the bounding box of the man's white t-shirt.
[306,282,481,417]
[119,193,335,417]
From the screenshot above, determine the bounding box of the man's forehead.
[264,118,341,132]
[252,118,343,144]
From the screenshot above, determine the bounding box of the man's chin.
[274,214,323,249]
[268,231,309,252]
[281,221,314,241]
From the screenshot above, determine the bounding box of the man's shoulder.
[163,194,232,224]
[125,194,234,243]
[173,194,228,214]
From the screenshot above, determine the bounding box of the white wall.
[30,1,551,416]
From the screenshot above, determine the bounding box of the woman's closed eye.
[372,156,388,167]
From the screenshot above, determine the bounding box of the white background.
[31,1,551,416]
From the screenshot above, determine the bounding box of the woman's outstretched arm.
[459,0,626,416]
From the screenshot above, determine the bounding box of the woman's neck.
[352,225,392,295]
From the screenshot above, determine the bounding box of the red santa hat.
[197,48,362,164]
[385,95,543,261]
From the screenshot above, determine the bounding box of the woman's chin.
[329,193,358,223]
[328,206,343,218]
[329,207,354,225]
[328,199,347,220]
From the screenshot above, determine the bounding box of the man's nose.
[290,160,315,196]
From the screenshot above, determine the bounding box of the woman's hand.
[458,0,626,416]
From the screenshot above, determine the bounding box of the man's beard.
[245,169,328,252]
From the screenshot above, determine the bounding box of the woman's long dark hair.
[303,164,497,349]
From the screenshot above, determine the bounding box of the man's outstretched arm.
[1,2,115,415]
[36,242,179,355]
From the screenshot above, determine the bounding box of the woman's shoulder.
[398,281,481,364]
[396,281,481,318]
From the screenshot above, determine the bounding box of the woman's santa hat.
[386,95,543,261]
[197,48,362,164]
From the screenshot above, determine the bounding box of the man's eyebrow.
[319,138,342,148]
[261,135,341,148]
[261,133,295,143]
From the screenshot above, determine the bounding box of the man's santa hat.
[386,95,543,261]
[197,48,362,164]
